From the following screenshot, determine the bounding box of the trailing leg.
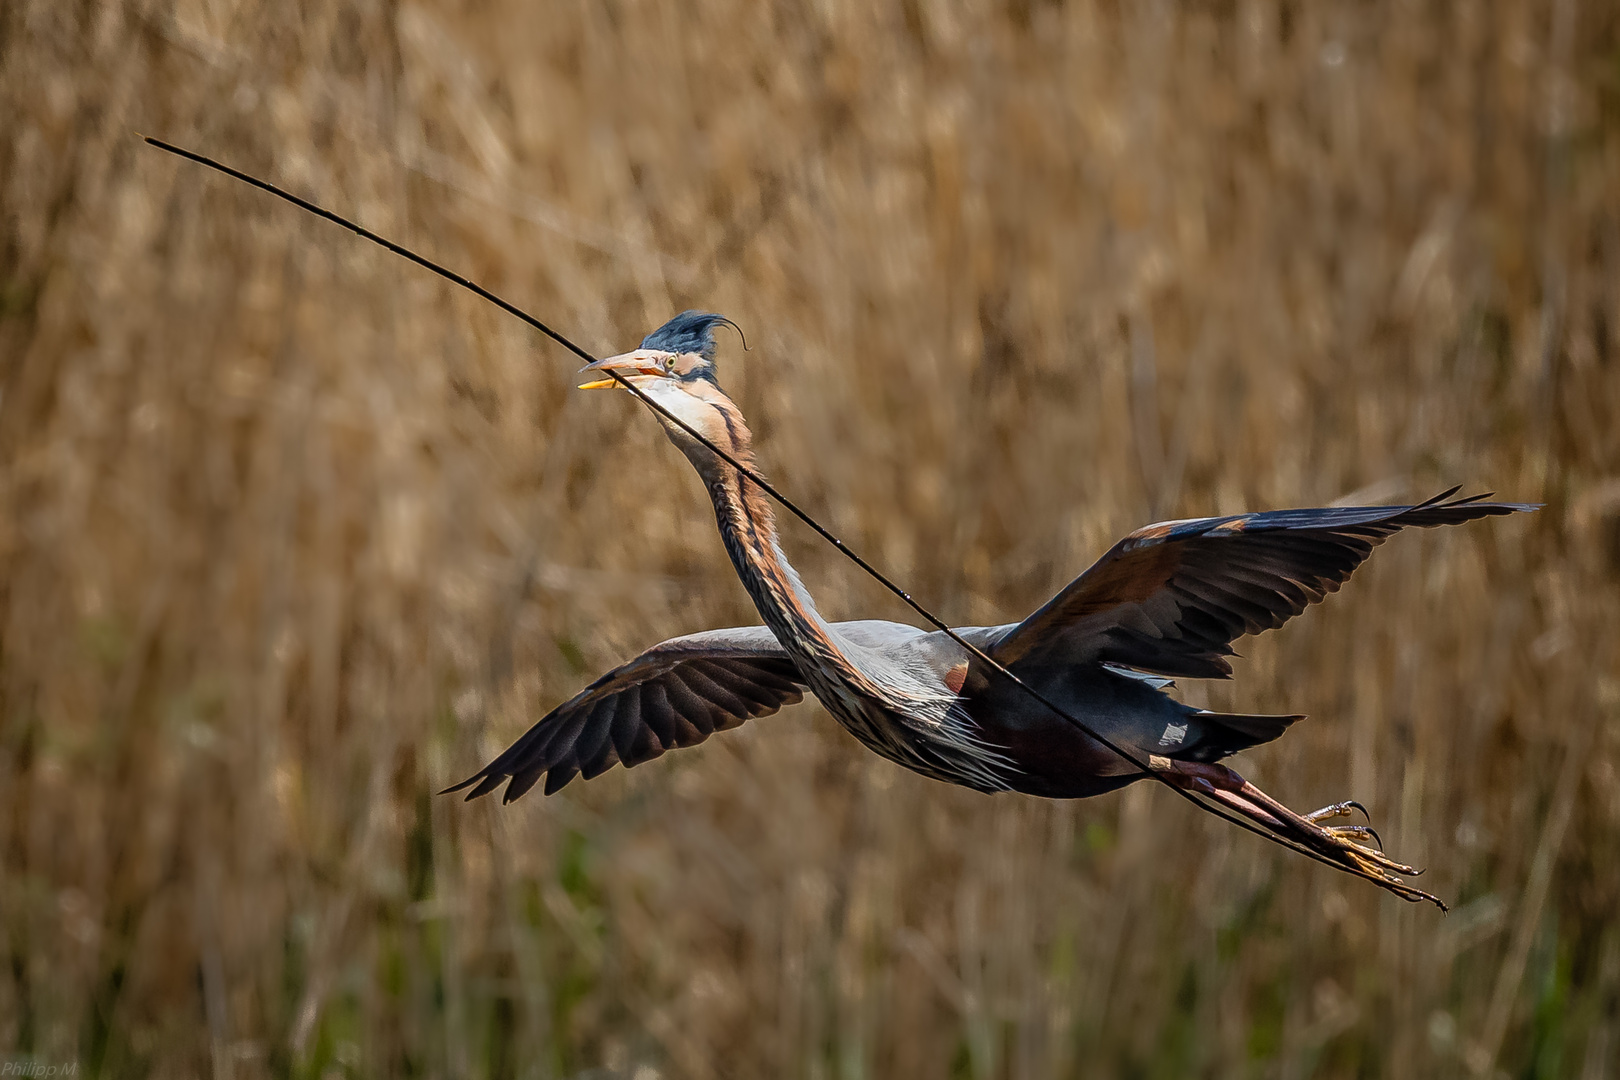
[1147,756,1445,909]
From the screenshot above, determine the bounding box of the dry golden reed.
[2,0,1618,1077]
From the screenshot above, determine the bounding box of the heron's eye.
[664,355,677,372]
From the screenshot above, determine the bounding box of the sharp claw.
[1345,800,1370,823]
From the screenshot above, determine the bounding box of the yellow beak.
[577,350,666,390]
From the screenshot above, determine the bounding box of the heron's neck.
[705,462,846,662]
[679,413,862,683]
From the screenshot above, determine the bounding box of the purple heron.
[449,311,1534,897]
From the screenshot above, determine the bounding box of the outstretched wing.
[446,627,806,802]
[991,488,1536,679]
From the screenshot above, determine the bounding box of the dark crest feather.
[641,310,744,362]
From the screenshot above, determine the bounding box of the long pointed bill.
[577,350,666,390]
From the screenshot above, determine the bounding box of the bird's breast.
[795,665,994,788]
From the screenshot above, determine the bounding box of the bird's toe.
[1304,799,1371,824]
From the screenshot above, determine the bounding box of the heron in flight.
[449,311,1533,897]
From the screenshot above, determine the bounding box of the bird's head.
[577,310,748,462]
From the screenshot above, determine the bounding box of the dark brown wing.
[445,627,806,802]
[991,489,1536,679]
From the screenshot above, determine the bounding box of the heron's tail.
[1171,710,1307,762]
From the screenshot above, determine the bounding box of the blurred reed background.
[2,0,1618,1077]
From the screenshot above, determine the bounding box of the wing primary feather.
[543,764,579,795]
[463,772,507,801]
[634,683,678,750]
[576,698,621,780]
[663,672,718,735]
[611,689,662,767]
[503,768,543,803]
